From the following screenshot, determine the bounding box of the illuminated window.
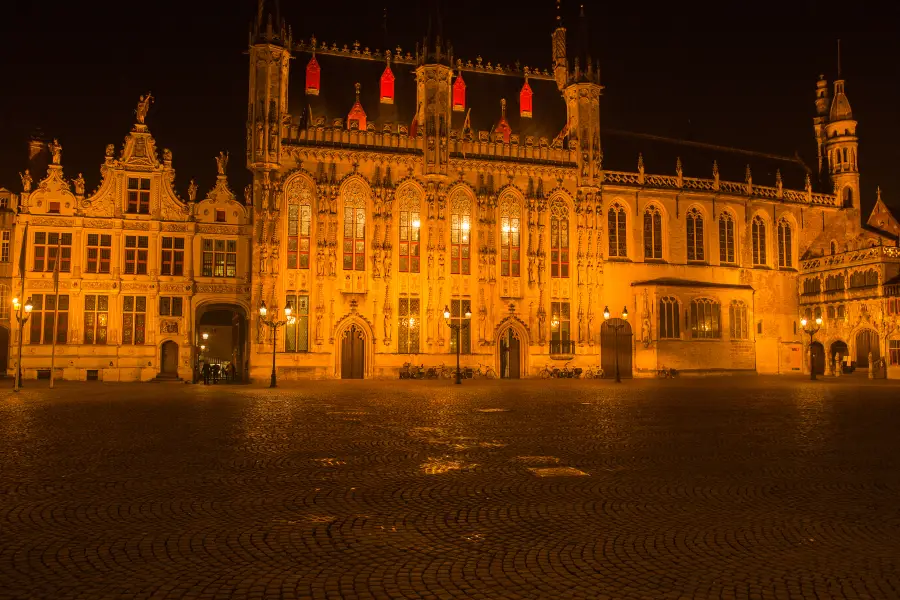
[729,300,748,340]
[499,194,521,277]
[33,231,72,272]
[890,340,900,366]
[29,294,69,345]
[550,199,569,278]
[751,216,767,266]
[608,203,627,258]
[449,298,471,354]
[83,295,109,345]
[122,296,146,345]
[777,218,793,268]
[124,235,149,275]
[450,192,472,275]
[160,237,185,276]
[643,205,663,259]
[718,212,735,263]
[202,239,237,277]
[287,201,312,269]
[343,185,366,271]
[550,301,570,342]
[686,208,704,261]
[284,294,309,353]
[658,297,680,339]
[398,297,420,354]
[126,177,151,214]
[398,189,421,273]
[690,298,720,339]
[85,233,112,274]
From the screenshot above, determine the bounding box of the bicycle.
[473,363,497,379]
[583,365,604,379]
[656,366,678,378]
[540,363,560,379]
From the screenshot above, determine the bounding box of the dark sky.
[1,0,897,216]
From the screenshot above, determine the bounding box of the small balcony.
[549,339,576,360]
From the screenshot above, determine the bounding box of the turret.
[821,49,859,209]
[414,8,453,179]
[551,0,567,92]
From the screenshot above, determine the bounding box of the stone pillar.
[868,352,875,379]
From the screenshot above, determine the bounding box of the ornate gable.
[22,139,78,216]
[193,152,249,226]
[867,188,900,237]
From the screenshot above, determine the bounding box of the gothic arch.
[494,315,531,377]
[339,175,371,206]
[283,170,317,204]
[548,190,574,213]
[332,313,376,378]
[395,182,424,211]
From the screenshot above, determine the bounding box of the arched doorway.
[341,324,365,379]
[197,303,249,383]
[601,319,633,378]
[499,328,522,379]
[810,342,825,375]
[0,325,8,376]
[160,341,179,377]
[856,329,880,368]
[831,340,848,374]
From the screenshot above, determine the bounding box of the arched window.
[658,296,680,339]
[0,284,8,320]
[450,191,472,275]
[837,305,845,320]
[825,274,844,292]
[814,306,822,320]
[777,219,793,268]
[342,181,366,271]
[718,212,735,264]
[499,193,521,277]
[729,300,748,340]
[550,199,569,278]
[686,208,704,262]
[802,278,822,295]
[643,205,663,259]
[608,203,627,258]
[827,305,835,320]
[849,269,878,289]
[286,181,312,269]
[830,241,837,255]
[398,187,421,273]
[843,187,854,206]
[751,216,767,266]
[691,298,721,339]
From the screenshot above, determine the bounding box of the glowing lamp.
[412,219,421,229]
[12,297,20,311]
[443,305,451,320]
[408,317,416,327]
[815,317,822,326]
[202,332,209,340]
[800,318,808,327]
[461,221,470,232]
[24,298,33,313]
[622,306,628,320]
[259,302,268,317]
[284,302,293,318]
[603,306,611,320]
[464,310,472,319]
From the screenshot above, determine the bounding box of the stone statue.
[19,170,32,192]
[384,313,391,342]
[48,139,62,165]
[268,122,278,153]
[105,143,115,158]
[528,257,535,284]
[315,312,323,343]
[316,246,325,276]
[243,184,252,206]
[384,253,392,276]
[373,247,382,278]
[188,179,198,202]
[537,310,546,342]
[163,148,172,163]
[327,248,337,276]
[136,93,153,124]
[73,173,85,196]
[216,151,229,176]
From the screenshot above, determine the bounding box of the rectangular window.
[343,206,366,271]
[215,209,226,223]
[449,298,472,354]
[124,235,149,275]
[690,300,721,339]
[890,340,900,366]
[28,294,69,344]
[1,230,10,263]
[85,233,112,274]
[202,239,237,277]
[500,216,520,277]
[48,201,60,214]
[658,297,680,339]
[287,203,312,269]
[398,209,421,273]
[551,216,569,278]
[122,296,147,344]
[450,212,471,275]
[158,296,183,317]
[549,301,571,354]
[719,216,735,263]
[160,237,185,276]
[32,231,73,272]
[83,295,109,345]
[284,294,310,352]
[127,177,151,214]
[398,297,421,354]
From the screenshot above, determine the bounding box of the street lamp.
[603,305,628,383]
[194,331,211,383]
[800,316,823,381]
[259,300,295,388]
[443,304,472,384]
[12,296,34,393]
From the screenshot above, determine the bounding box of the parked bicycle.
[583,365,604,379]
[400,362,426,379]
[473,363,497,379]
[656,366,678,378]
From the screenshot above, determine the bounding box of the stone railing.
[801,246,900,273]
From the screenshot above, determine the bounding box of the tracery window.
[398,187,421,273]
[550,199,569,278]
[343,182,366,271]
[83,295,109,345]
[777,218,793,268]
[643,205,663,260]
[284,294,309,352]
[825,274,844,292]
[718,212,736,264]
[122,295,146,345]
[499,194,521,277]
[607,203,627,258]
[751,216,767,266]
[287,183,312,269]
[450,192,472,275]
[849,269,878,288]
[802,278,822,295]
[398,297,420,354]
[449,298,472,354]
[729,300,748,340]
[686,208,704,262]
[690,298,721,339]
[658,296,680,339]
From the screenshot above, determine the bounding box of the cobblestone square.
[2,378,900,599]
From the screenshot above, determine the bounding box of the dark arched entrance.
[855,329,879,368]
[341,324,365,379]
[831,340,848,374]
[197,303,249,383]
[499,328,521,379]
[160,341,179,377]
[810,342,825,375]
[601,319,633,378]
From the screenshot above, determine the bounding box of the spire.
[347,82,367,131]
[252,0,289,46]
[830,39,853,121]
[495,98,511,143]
[418,0,452,66]
[551,0,568,91]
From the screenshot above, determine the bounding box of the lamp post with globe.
[800,316,823,381]
[443,304,472,385]
[12,296,33,392]
[258,301,295,388]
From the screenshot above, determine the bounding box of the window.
[158,297,183,317]
[33,231,72,272]
[643,205,663,259]
[729,300,748,340]
[85,234,112,274]
[550,199,569,278]
[398,297,421,353]
[0,284,8,319]
[814,306,822,320]
[889,298,900,316]
[686,208,704,262]
[718,212,735,264]
[83,295,109,344]
[284,294,309,352]
[127,177,151,214]
[1,230,10,263]
[825,274,844,292]
[658,297,680,339]
[160,237,185,276]
[28,294,69,345]
[690,298,720,339]
[215,209,226,223]
[499,194,521,277]
[849,270,878,289]
[802,278,822,295]
[890,340,900,366]
[777,219,793,268]
[202,239,237,277]
[398,189,421,273]
[751,216,767,266]
[287,202,312,269]
[343,193,366,271]
[124,236,149,275]
[837,305,845,320]
[448,298,472,354]
[830,241,837,255]
[608,203,627,258]
[450,192,472,275]
[827,305,836,319]
[122,296,146,344]
[48,201,60,214]
[550,301,571,342]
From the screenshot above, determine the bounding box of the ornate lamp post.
[800,317,823,381]
[603,305,628,383]
[443,304,472,385]
[194,331,210,383]
[259,301,295,388]
[12,296,33,393]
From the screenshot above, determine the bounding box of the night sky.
[1,0,897,216]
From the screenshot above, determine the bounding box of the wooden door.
[810,342,825,375]
[341,325,365,379]
[600,319,633,378]
[856,329,880,367]
[499,329,521,379]
[161,341,179,376]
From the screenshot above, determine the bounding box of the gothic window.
[83,295,109,345]
[849,269,878,288]
[85,233,112,274]
[843,187,854,206]
[449,298,472,354]
[499,194,521,277]
[550,301,571,342]
[124,235,148,275]
[658,297,680,339]
[751,216,767,266]
[643,205,663,259]
[825,274,844,291]
[398,297,420,354]
[827,305,835,319]
[830,241,837,255]
[287,184,312,269]
[777,219,793,268]
[33,231,72,272]
[729,300,748,340]
[450,192,472,275]
[29,294,69,345]
[608,203,627,258]
[343,182,366,271]
[690,298,720,339]
[284,294,309,352]
[718,212,735,264]
[803,278,822,295]
[398,188,421,273]
[686,208,704,262]
[550,199,569,278]
[122,295,146,345]
[126,177,151,214]
[837,305,845,320]
[814,306,822,320]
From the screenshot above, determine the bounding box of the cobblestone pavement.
[2,377,900,600]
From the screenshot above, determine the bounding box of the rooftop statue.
[136,93,153,124]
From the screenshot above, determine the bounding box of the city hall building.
[6,6,900,381]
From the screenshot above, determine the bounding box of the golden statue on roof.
[136,93,153,124]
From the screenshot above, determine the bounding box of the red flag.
[409,103,421,138]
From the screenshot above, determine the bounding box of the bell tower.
[821,42,860,209]
[414,17,453,180]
